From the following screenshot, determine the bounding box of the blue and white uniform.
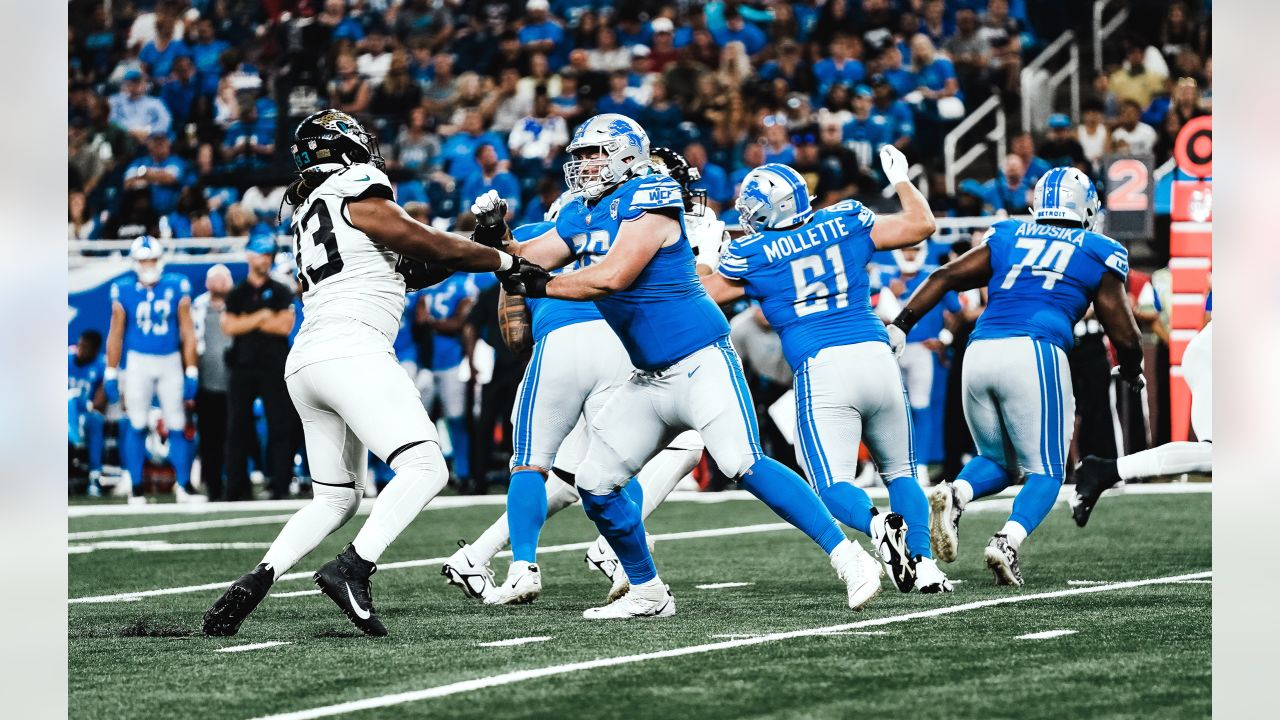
[888,267,961,411]
[111,272,192,432]
[964,218,1129,479]
[719,199,919,491]
[68,347,106,474]
[416,273,477,420]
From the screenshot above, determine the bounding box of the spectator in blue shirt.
[459,144,522,221]
[683,142,732,208]
[438,110,509,180]
[1009,131,1051,186]
[519,0,567,68]
[221,102,275,172]
[984,154,1032,214]
[813,34,867,97]
[160,56,200,128]
[877,45,919,98]
[595,72,645,120]
[109,69,172,144]
[123,132,189,215]
[909,34,962,103]
[188,18,228,97]
[138,14,190,83]
[712,7,767,56]
[869,75,916,150]
[843,85,893,162]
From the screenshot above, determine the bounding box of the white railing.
[943,94,1006,196]
[1093,0,1131,74]
[67,235,287,269]
[1021,30,1080,135]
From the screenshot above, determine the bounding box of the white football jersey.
[286,163,407,375]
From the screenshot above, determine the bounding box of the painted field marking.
[711,634,760,640]
[69,540,272,554]
[478,637,553,648]
[273,590,322,599]
[252,570,1210,720]
[1067,580,1109,586]
[69,514,296,540]
[1177,579,1212,584]
[216,641,292,653]
[696,582,754,590]
[1016,629,1078,640]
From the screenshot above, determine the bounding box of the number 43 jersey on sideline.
[286,163,408,375]
[719,199,887,371]
[971,219,1129,352]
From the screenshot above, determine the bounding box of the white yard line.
[1067,580,1109,585]
[252,570,1210,720]
[215,641,292,653]
[69,541,272,554]
[272,590,322,598]
[477,637,553,648]
[69,514,297,540]
[1017,629,1078,640]
[695,582,754,590]
[68,482,1213,518]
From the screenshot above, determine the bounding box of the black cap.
[870,73,889,87]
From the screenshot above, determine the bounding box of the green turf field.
[68,489,1210,720]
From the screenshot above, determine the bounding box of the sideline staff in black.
[222,230,296,500]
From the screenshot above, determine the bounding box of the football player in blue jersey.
[888,166,1144,585]
[104,236,203,504]
[469,114,885,618]
[701,147,953,594]
[416,272,477,483]
[68,330,108,496]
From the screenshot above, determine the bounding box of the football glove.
[470,190,511,249]
[497,256,551,297]
[1112,365,1145,394]
[183,368,198,402]
[880,145,911,186]
[886,324,908,358]
[104,368,120,404]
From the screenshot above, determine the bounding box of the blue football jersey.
[68,348,105,402]
[971,219,1129,352]
[420,273,477,370]
[393,290,420,365]
[514,221,604,343]
[883,267,962,343]
[555,173,729,370]
[110,272,192,356]
[719,199,887,370]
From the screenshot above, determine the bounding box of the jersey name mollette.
[763,216,851,263]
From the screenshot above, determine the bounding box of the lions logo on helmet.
[129,235,166,285]
[564,114,651,200]
[734,163,815,233]
[1033,166,1101,231]
[290,109,384,175]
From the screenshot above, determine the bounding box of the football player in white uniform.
[202,110,548,637]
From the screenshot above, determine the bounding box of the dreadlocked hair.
[278,171,334,225]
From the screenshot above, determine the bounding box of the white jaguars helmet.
[1033,166,1101,230]
[544,190,581,222]
[734,163,815,234]
[129,235,165,285]
[564,114,651,200]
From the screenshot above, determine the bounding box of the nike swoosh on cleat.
[345,583,372,620]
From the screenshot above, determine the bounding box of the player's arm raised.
[869,145,937,251]
[542,210,675,300]
[887,243,993,356]
[1093,272,1145,387]
[349,197,522,273]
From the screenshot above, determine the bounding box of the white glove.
[879,145,911,186]
[469,189,503,218]
[886,324,907,358]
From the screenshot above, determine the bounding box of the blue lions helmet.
[1033,166,1100,230]
[733,163,815,233]
[564,114,651,199]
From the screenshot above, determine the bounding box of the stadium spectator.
[761,115,796,165]
[438,110,509,181]
[517,52,562,101]
[160,56,201,129]
[979,0,1027,93]
[188,18,228,97]
[68,191,98,241]
[1159,2,1202,64]
[370,51,423,119]
[69,117,112,199]
[758,39,815,95]
[1078,99,1111,167]
[815,119,873,206]
[713,6,768,57]
[519,0,565,63]
[648,17,680,73]
[459,144,521,221]
[124,131,189,216]
[1009,131,1050,185]
[986,154,1031,214]
[1037,114,1088,172]
[813,34,867,98]
[684,141,731,210]
[110,69,173,143]
[193,264,234,502]
[222,231,296,501]
[357,31,395,86]
[421,53,460,116]
[389,106,441,173]
[945,9,993,101]
[919,0,955,47]
[138,11,189,84]
[870,75,915,151]
[1111,100,1159,157]
[483,67,534,134]
[327,53,373,116]
[508,95,569,166]
[221,102,273,172]
[1110,41,1169,109]
[587,26,629,73]
[596,71,644,119]
[875,44,919,99]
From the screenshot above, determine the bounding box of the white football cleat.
[484,561,543,605]
[585,534,655,603]
[929,482,964,563]
[914,556,954,594]
[870,511,915,593]
[440,542,496,601]
[174,484,207,504]
[831,541,883,611]
[582,580,675,619]
[126,494,147,506]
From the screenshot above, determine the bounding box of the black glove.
[470,189,511,249]
[497,256,551,297]
[1112,365,1145,394]
[395,255,452,291]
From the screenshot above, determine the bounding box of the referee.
[222,230,296,500]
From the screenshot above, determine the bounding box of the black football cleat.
[202,563,274,636]
[984,534,1023,586]
[872,511,916,593]
[1069,456,1122,528]
[313,544,388,637]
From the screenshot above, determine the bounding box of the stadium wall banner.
[68,258,250,344]
[1167,115,1212,442]
[1101,153,1155,240]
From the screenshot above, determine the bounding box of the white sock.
[261,482,360,579]
[1116,442,1212,481]
[352,443,448,563]
[633,576,664,593]
[999,521,1028,550]
[469,512,511,564]
[635,443,703,519]
[827,538,864,568]
[954,479,975,508]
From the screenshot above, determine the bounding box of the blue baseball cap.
[1047,113,1072,130]
[123,68,144,82]
[853,84,873,98]
[246,228,277,256]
